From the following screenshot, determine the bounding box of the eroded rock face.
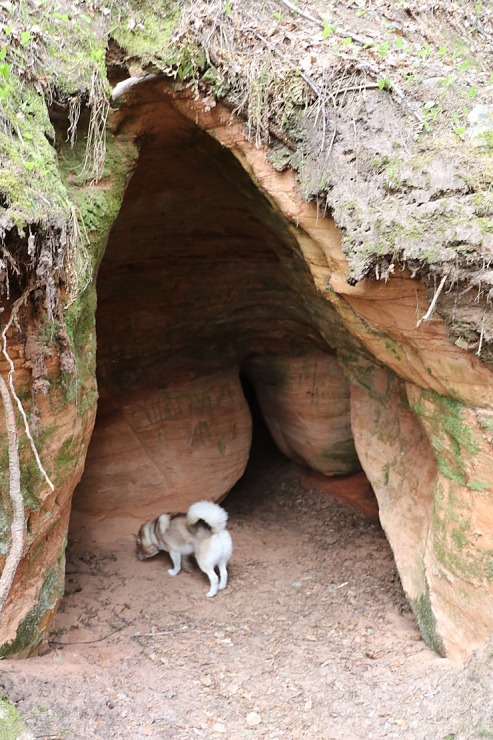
[75,369,252,518]
[246,352,359,475]
[3,80,493,659]
[0,303,97,657]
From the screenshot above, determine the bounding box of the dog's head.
[135,520,159,560]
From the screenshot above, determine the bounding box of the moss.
[484,555,493,583]
[383,337,402,361]
[321,446,362,473]
[434,453,467,485]
[468,479,490,492]
[63,285,97,375]
[0,2,112,237]
[111,0,180,65]
[0,83,69,230]
[27,541,46,567]
[472,191,493,217]
[0,697,30,740]
[58,132,137,275]
[267,143,292,172]
[55,436,78,475]
[430,480,488,583]
[411,589,446,656]
[0,554,65,658]
[410,389,477,491]
[18,437,43,510]
[56,127,136,414]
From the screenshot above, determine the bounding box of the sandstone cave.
[72,88,363,529]
[3,3,493,735]
[2,58,493,668]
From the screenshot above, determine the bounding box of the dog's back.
[194,527,233,565]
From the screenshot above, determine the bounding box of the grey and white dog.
[136,500,233,597]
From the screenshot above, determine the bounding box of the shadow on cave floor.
[3,394,463,739]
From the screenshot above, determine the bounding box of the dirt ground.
[2,428,493,739]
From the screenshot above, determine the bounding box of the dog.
[135,500,233,597]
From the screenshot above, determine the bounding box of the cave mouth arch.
[72,83,366,530]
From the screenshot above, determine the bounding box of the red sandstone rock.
[246,352,360,476]
[73,369,252,519]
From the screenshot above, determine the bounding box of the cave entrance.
[72,87,368,532]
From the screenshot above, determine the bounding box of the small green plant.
[322,19,337,38]
[377,41,391,57]
[0,47,11,103]
[421,100,442,130]
[419,41,433,58]
[224,2,232,16]
[20,30,32,47]
[477,728,493,739]
[378,77,392,91]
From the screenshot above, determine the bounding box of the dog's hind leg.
[168,550,182,576]
[196,559,219,597]
[218,562,228,590]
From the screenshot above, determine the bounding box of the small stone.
[213,723,226,733]
[246,711,262,727]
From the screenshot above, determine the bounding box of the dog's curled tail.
[187,500,228,533]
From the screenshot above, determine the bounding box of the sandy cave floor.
[2,435,493,739]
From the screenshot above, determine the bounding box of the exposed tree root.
[0,373,23,614]
[1,288,55,492]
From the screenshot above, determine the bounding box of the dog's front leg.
[168,550,182,576]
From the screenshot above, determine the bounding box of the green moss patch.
[411,589,446,657]
[0,554,65,658]
[0,697,30,740]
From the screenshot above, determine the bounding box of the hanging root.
[1,288,55,492]
[0,373,24,614]
[82,67,110,183]
[477,312,486,357]
[416,275,447,328]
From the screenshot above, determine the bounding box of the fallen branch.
[276,0,375,47]
[48,624,127,646]
[0,373,24,614]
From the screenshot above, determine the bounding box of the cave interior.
[72,88,368,525]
